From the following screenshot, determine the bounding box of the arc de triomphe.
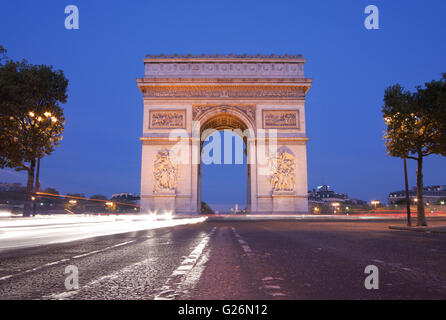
[136,54,312,214]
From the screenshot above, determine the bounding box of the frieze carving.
[263,110,299,129]
[149,110,186,129]
[269,152,296,192]
[144,62,304,79]
[142,85,305,99]
[137,77,311,84]
[192,104,256,124]
[153,150,177,193]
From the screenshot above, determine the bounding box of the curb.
[389,226,446,234]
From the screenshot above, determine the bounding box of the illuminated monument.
[136,54,312,214]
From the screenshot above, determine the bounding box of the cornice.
[136,77,312,85]
[144,53,305,63]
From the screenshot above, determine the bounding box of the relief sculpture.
[263,110,299,129]
[269,152,296,192]
[149,110,186,129]
[153,151,177,193]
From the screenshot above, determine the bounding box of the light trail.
[0,214,207,252]
[35,191,140,208]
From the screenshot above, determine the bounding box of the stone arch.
[195,107,256,213]
[194,105,256,139]
[137,54,312,215]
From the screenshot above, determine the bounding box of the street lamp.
[371,200,380,209]
[105,202,115,211]
[33,112,59,216]
[383,114,413,226]
[332,202,340,214]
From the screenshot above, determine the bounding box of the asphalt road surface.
[1,220,445,300]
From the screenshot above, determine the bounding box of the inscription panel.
[263,110,299,129]
[149,109,186,129]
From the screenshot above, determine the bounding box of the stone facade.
[137,54,312,214]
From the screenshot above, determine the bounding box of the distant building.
[111,193,140,201]
[388,185,446,205]
[308,185,349,203]
[0,182,24,192]
[0,182,25,206]
[349,198,368,206]
[111,193,140,205]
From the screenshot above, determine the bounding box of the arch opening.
[198,113,253,214]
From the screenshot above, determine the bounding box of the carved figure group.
[153,151,177,192]
[269,152,295,192]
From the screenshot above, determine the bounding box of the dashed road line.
[71,240,135,259]
[0,240,136,282]
[46,257,156,300]
[231,227,254,256]
[261,276,287,297]
[231,227,287,298]
[370,258,446,291]
[0,275,13,281]
[154,227,216,300]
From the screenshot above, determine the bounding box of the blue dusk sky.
[1,0,445,209]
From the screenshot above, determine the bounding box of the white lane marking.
[264,285,281,290]
[231,227,253,256]
[72,251,100,259]
[261,276,287,297]
[72,240,135,259]
[271,292,287,297]
[372,259,385,264]
[154,227,216,300]
[0,240,136,282]
[231,227,287,298]
[262,277,274,281]
[46,257,156,300]
[242,245,252,253]
[0,275,13,281]
[43,259,70,267]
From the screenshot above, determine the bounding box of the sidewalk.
[389,225,446,234]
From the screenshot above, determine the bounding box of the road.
[0,220,445,300]
[0,214,205,252]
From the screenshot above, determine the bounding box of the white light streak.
[0,214,207,252]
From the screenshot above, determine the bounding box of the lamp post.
[403,157,411,226]
[371,200,380,209]
[32,112,58,216]
[385,116,412,227]
[332,202,340,214]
